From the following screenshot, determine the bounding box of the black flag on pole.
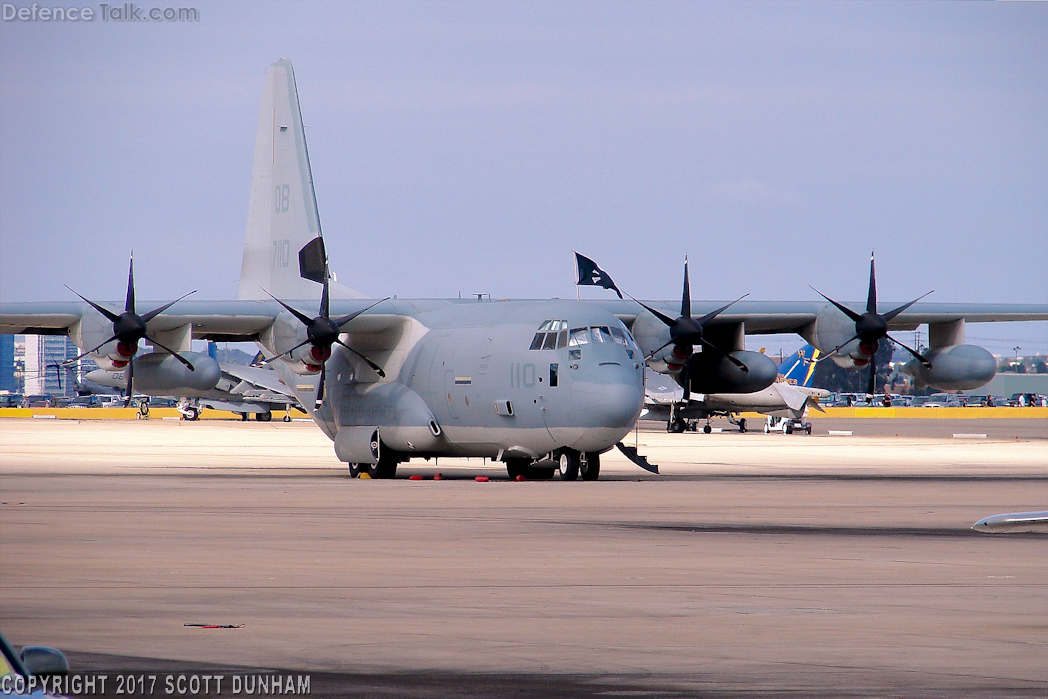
[574,252,623,299]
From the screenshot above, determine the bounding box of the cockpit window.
[530,320,568,350]
[569,328,589,346]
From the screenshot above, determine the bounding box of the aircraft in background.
[2,58,1047,481]
[643,345,829,433]
[83,343,302,421]
[972,511,1048,534]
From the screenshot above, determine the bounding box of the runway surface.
[2,418,1046,697]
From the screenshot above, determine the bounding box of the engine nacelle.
[332,382,443,461]
[133,352,221,395]
[276,343,328,375]
[690,350,778,394]
[903,344,996,391]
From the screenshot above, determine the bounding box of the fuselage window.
[568,328,589,346]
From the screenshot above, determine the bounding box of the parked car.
[20,395,53,408]
[0,394,23,408]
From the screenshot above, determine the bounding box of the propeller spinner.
[628,258,749,403]
[810,251,933,395]
[260,239,388,410]
[65,253,196,406]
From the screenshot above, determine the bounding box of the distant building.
[0,335,17,393]
[22,335,81,397]
[962,373,1048,398]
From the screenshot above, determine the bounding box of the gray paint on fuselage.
[315,299,645,460]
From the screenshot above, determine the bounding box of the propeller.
[259,240,389,410]
[64,253,196,406]
[810,251,933,396]
[624,257,749,403]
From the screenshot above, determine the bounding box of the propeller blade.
[144,336,196,371]
[866,354,876,396]
[64,286,121,323]
[698,337,749,373]
[635,299,677,328]
[126,253,136,314]
[696,294,749,326]
[47,363,63,391]
[866,251,877,314]
[886,333,933,369]
[681,360,690,403]
[334,338,387,378]
[644,337,676,361]
[314,364,326,411]
[681,257,691,319]
[62,334,121,366]
[334,297,392,328]
[140,290,197,323]
[809,286,863,323]
[259,287,314,327]
[124,358,135,407]
[881,291,934,323]
[258,338,313,366]
[319,275,330,320]
[831,333,862,355]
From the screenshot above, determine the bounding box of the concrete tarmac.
[1,418,1046,698]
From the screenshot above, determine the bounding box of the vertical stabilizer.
[779,345,821,387]
[240,59,354,300]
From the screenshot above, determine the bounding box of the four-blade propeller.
[810,251,933,395]
[64,253,196,406]
[260,241,388,410]
[626,257,748,403]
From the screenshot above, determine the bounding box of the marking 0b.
[274,183,290,213]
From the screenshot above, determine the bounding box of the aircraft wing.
[972,511,1048,534]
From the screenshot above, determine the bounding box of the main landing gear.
[348,447,401,479]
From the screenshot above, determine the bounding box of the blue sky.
[1,1,1045,356]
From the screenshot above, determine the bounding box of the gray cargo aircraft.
[2,59,1047,480]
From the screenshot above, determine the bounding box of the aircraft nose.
[571,367,644,429]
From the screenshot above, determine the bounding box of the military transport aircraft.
[643,345,829,433]
[2,58,1047,480]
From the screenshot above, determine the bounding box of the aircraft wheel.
[255,410,272,422]
[185,407,199,421]
[703,424,712,434]
[558,450,580,481]
[283,412,291,422]
[805,425,813,435]
[139,402,150,418]
[348,463,362,478]
[738,418,747,433]
[368,449,399,479]
[506,460,527,480]
[580,452,600,481]
[240,412,249,422]
[668,419,686,434]
[785,423,794,435]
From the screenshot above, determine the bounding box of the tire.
[255,410,272,422]
[139,403,150,418]
[558,450,580,481]
[524,466,556,480]
[738,418,747,433]
[240,412,249,421]
[785,423,793,435]
[368,448,399,479]
[580,452,601,481]
[805,425,812,435]
[283,413,291,422]
[348,463,362,478]
[506,460,528,480]
[668,419,686,434]
[186,407,199,421]
[703,424,712,434]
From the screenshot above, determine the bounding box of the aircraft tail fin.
[778,344,821,388]
[238,59,364,301]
